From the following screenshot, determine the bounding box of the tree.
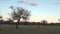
[58,19,60,23]
[41,20,48,25]
[22,10,31,22]
[0,16,2,20]
[7,18,13,24]
[10,6,31,29]
[0,16,2,31]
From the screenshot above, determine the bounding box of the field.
[0,24,60,34]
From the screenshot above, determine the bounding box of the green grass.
[0,24,60,34]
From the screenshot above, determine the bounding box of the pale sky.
[0,0,60,23]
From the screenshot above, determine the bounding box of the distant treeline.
[0,20,60,26]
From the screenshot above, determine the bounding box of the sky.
[0,0,60,23]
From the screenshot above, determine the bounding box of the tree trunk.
[16,17,20,29]
[16,23,18,29]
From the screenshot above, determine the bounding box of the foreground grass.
[0,24,60,34]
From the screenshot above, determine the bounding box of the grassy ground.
[0,24,60,34]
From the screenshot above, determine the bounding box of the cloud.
[29,2,38,6]
[18,0,38,6]
[50,2,60,5]
[54,2,60,4]
[18,0,29,3]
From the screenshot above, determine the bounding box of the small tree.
[10,6,31,29]
[41,20,48,25]
[58,19,60,23]
[0,16,2,31]
[7,18,13,23]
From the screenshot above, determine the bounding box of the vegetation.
[0,24,60,34]
[10,6,30,29]
[0,0,60,34]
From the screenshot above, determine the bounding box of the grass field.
[0,24,60,34]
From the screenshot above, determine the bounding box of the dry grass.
[0,24,60,34]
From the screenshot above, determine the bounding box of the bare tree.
[22,10,31,22]
[10,6,31,29]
